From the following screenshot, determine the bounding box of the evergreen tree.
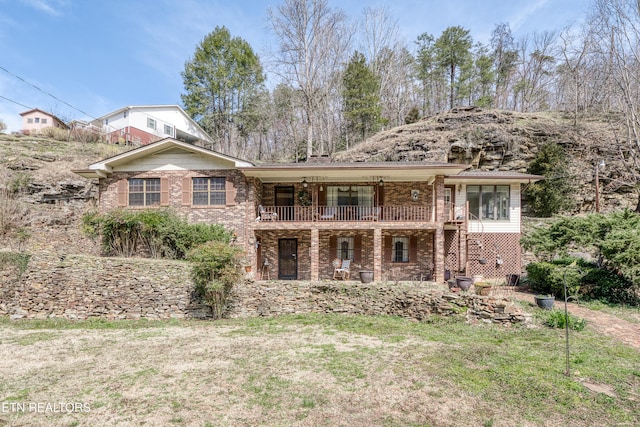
[525,142,575,217]
[434,26,473,109]
[342,51,382,142]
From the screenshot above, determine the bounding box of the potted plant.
[534,294,555,310]
[474,282,492,296]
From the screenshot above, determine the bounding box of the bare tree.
[588,0,640,211]
[267,0,352,160]
[512,32,557,112]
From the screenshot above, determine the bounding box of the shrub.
[39,126,70,141]
[81,208,233,259]
[525,257,638,305]
[542,309,587,331]
[187,241,243,319]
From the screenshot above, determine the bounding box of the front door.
[278,238,298,280]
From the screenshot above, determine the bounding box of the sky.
[0,0,591,133]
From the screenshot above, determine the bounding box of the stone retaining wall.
[227,281,531,324]
[0,252,530,324]
[0,253,210,320]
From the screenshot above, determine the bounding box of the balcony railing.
[256,205,432,222]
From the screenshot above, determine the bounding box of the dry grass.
[0,315,638,427]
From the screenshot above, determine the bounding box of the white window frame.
[147,118,156,130]
[336,236,354,261]
[392,236,409,263]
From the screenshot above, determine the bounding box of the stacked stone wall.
[0,253,530,324]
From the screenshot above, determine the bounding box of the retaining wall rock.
[0,252,531,324]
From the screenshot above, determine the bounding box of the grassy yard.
[0,314,638,427]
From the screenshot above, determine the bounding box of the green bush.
[542,309,587,331]
[525,257,638,305]
[81,208,233,259]
[525,259,582,297]
[187,241,243,319]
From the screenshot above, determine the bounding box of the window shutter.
[182,177,191,206]
[329,236,337,259]
[377,186,385,205]
[318,187,327,206]
[226,178,237,206]
[117,179,128,207]
[384,236,392,262]
[409,236,418,263]
[160,177,169,206]
[354,235,362,263]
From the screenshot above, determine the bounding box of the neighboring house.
[91,105,214,147]
[73,138,543,283]
[20,108,68,134]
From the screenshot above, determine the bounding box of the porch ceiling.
[240,162,468,183]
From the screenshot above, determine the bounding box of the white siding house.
[92,105,214,147]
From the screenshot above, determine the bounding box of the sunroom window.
[467,185,510,220]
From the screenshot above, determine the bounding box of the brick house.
[73,138,543,283]
[20,108,68,134]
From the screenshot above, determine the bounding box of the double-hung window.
[467,185,510,220]
[336,237,354,260]
[129,178,161,206]
[192,177,225,206]
[392,236,409,263]
[147,118,156,129]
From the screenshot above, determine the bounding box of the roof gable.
[72,138,253,178]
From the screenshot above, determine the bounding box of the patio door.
[278,238,298,280]
[275,186,294,221]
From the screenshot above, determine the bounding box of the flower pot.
[359,271,374,284]
[535,295,555,310]
[455,276,473,291]
[475,283,491,296]
[244,266,252,273]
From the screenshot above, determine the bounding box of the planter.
[455,276,473,291]
[472,274,484,283]
[534,295,555,310]
[244,266,252,273]
[359,271,374,284]
[475,283,491,296]
[444,270,451,281]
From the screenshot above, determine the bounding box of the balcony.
[256,205,432,223]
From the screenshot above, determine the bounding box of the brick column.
[310,228,319,281]
[373,228,382,281]
[434,176,445,283]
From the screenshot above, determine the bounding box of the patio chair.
[257,205,278,221]
[319,206,337,220]
[360,206,380,221]
[333,259,351,280]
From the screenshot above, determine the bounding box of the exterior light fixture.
[302,179,308,188]
[378,179,384,187]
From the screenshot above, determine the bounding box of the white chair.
[333,259,351,280]
[319,207,337,220]
[257,205,278,221]
[360,206,380,221]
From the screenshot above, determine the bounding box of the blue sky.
[0,0,590,133]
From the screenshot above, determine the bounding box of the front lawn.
[0,314,637,426]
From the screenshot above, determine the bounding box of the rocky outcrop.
[334,107,638,213]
